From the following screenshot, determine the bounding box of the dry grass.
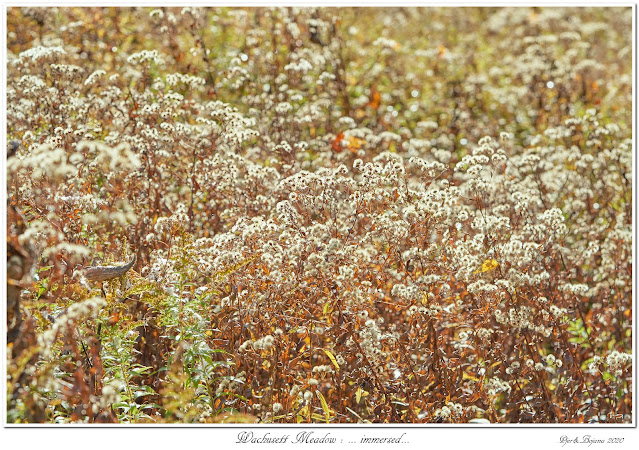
[6,7,632,424]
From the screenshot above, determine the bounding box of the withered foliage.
[6,7,632,423]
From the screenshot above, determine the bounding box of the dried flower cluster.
[6,7,632,424]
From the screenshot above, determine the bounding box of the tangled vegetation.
[6,7,632,424]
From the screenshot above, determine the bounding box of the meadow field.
[6,7,633,424]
